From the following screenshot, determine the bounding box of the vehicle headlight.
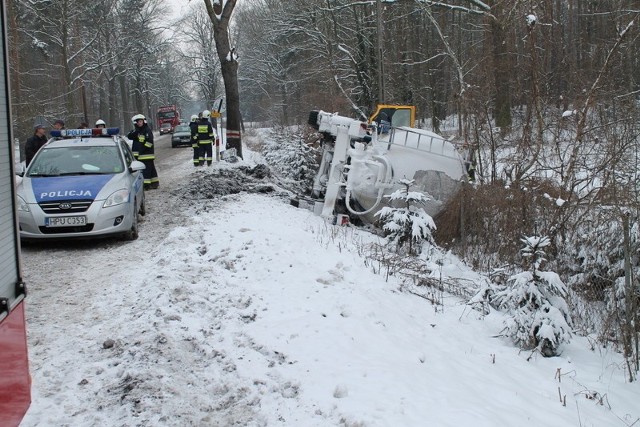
[103,189,130,208]
[17,195,30,212]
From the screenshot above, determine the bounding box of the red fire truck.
[0,0,31,424]
[156,105,180,134]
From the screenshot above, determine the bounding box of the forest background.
[7,0,640,376]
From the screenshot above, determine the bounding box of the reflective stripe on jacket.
[127,124,154,159]
[195,118,215,144]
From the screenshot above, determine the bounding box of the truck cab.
[157,105,180,133]
[369,104,416,130]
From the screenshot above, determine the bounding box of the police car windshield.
[28,145,124,177]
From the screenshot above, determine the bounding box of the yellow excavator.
[368,104,416,129]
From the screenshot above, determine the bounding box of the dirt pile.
[177,164,277,200]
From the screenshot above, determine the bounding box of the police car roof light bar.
[51,128,120,138]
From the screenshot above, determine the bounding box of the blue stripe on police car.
[31,175,114,202]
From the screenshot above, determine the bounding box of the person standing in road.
[95,119,106,129]
[196,110,216,166]
[25,124,48,166]
[127,114,159,189]
[189,114,201,166]
[50,119,65,139]
[52,119,65,130]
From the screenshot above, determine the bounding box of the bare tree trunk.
[622,213,636,382]
[119,72,130,129]
[204,0,243,159]
[7,0,25,151]
[488,9,511,129]
[108,69,118,128]
[60,0,74,117]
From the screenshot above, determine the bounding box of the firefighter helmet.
[95,119,106,127]
[202,110,211,118]
[131,114,145,123]
[190,114,198,122]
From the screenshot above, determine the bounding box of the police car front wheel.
[122,203,139,241]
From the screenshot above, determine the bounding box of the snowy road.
[20,137,343,426]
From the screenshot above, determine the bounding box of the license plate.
[45,216,87,227]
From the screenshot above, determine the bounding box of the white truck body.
[308,110,466,224]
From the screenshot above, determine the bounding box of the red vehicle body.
[0,1,31,424]
[0,304,30,427]
[157,105,180,133]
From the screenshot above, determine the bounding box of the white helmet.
[131,113,145,123]
[95,119,106,127]
[202,110,211,118]
[190,114,198,122]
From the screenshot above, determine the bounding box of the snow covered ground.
[20,141,640,426]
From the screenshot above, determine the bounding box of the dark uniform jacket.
[189,121,199,147]
[195,118,214,145]
[127,124,155,160]
[25,134,48,166]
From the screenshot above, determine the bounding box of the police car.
[16,128,146,241]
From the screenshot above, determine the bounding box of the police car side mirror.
[129,160,146,172]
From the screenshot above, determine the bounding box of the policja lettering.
[41,189,92,198]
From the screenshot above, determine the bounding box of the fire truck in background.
[156,105,180,134]
[0,0,31,424]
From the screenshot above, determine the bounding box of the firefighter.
[127,114,159,189]
[189,114,201,166]
[197,109,216,166]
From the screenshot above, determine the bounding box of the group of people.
[126,109,219,190]
[189,109,217,167]
[126,109,218,191]
[23,112,197,192]
[24,119,108,166]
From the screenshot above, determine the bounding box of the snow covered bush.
[262,126,319,191]
[558,209,640,360]
[493,235,572,357]
[375,179,436,255]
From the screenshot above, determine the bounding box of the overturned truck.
[301,109,467,225]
